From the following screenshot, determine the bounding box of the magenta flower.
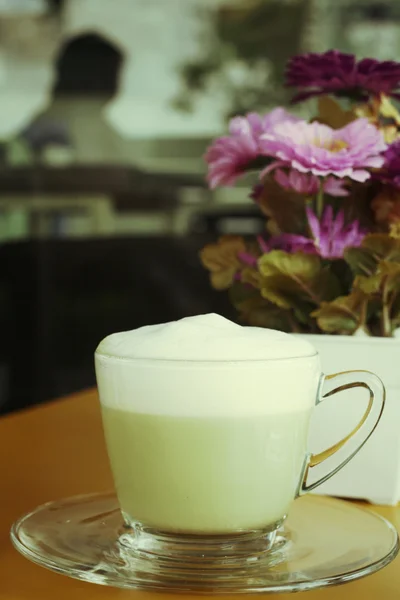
[376,139,400,188]
[259,207,366,259]
[259,233,316,255]
[306,206,366,259]
[205,108,299,188]
[286,50,400,103]
[260,118,386,183]
[237,251,258,267]
[274,169,349,196]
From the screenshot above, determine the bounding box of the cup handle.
[300,370,385,494]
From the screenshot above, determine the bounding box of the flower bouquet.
[200,50,400,337]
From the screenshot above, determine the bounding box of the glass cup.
[95,349,385,563]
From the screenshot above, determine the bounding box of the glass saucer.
[10,492,399,594]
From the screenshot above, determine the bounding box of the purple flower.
[237,251,258,267]
[274,169,349,196]
[376,139,400,188]
[258,207,366,259]
[260,233,316,255]
[306,206,366,259]
[205,108,299,188]
[260,118,386,183]
[286,50,400,103]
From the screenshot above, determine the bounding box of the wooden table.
[1,389,400,599]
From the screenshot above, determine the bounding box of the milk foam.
[96,313,316,361]
[95,314,321,416]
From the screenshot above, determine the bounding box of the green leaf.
[379,261,400,293]
[259,250,321,279]
[343,247,378,276]
[231,290,293,332]
[241,268,262,289]
[344,234,400,278]
[259,274,303,309]
[293,306,314,326]
[328,259,356,295]
[258,251,322,309]
[258,251,340,312]
[200,235,248,290]
[317,267,343,301]
[354,274,383,295]
[351,260,400,336]
[354,261,400,300]
[312,290,368,335]
[362,234,400,262]
[243,305,292,331]
[229,281,257,305]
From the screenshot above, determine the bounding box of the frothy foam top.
[95,313,316,362]
[95,315,320,416]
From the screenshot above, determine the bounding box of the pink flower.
[205,108,299,188]
[274,169,349,196]
[323,177,349,197]
[259,207,366,259]
[260,118,387,183]
[306,206,366,259]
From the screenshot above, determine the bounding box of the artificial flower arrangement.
[200,50,400,337]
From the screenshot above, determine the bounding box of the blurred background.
[1,0,399,414]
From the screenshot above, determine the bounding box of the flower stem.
[382,304,392,337]
[316,182,324,218]
[287,311,303,333]
[381,280,392,337]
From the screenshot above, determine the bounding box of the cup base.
[118,517,284,566]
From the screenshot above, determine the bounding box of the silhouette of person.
[23,33,127,164]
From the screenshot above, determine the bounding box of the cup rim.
[94,351,318,365]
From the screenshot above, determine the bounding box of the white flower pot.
[297,334,400,505]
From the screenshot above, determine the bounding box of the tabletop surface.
[1,388,400,600]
